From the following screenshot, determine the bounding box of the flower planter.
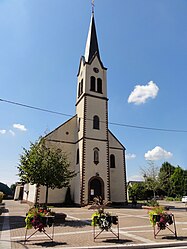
[24,206,56,243]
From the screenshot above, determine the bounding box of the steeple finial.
[92,0,95,14]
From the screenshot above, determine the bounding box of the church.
[22,9,128,206]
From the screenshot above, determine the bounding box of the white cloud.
[144,146,173,161]
[128,81,159,105]
[13,123,27,131]
[126,153,136,160]
[9,130,15,136]
[128,175,144,182]
[0,129,6,134]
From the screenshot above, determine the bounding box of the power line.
[0,98,72,118]
[0,97,187,133]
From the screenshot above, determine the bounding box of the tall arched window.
[94,147,99,165]
[77,118,81,132]
[110,154,115,168]
[76,149,79,164]
[90,76,96,91]
[80,79,83,95]
[97,78,102,93]
[93,115,100,130]
[78,82,81,97]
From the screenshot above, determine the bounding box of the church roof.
[84,13,101,64]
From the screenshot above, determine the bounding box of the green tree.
[18,137,76,205]
[170,166,185,197]
[158,162,175,196]
[142,161,160,199]
[10,183,16,196]
[128,182,147,200]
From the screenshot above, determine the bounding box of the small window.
[90,76,96,91]
[80,79,83,95]
[76,149,79,164]
[110,154,115,168]
[94,147,99,165]
[78,79,83,97]
[93,115,100,130]
[97,78,102,93]
[78,118,81,132]
[78,82,81,97]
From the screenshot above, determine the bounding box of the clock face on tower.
[93,67,99,73]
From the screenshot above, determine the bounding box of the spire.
[84,11,101,63]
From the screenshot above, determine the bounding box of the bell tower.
[76,10,110,205]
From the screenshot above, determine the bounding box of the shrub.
[145,199,159,207]
[0,192,4,203]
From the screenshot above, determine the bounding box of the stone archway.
[88,176,104,202]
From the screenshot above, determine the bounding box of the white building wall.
[38,186,67,204]
[108,131,126,203]
[27,184,37,203]
[23,183,29,201]
[109,149,126,202]
[84,140,108,202]
[84,57,107,98]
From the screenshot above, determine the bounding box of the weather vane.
[92,0,95,14]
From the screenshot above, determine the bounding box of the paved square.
[1,200,187,248]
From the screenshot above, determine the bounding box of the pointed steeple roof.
[84,13,101,64]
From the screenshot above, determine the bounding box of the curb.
[10,241,187,249]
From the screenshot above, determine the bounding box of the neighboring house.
[22,10,127,206]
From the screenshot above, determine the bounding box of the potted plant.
[25,205,55,231]
[148,206,173,230]
[89,197,118,231]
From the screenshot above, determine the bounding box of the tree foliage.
[18,137,76,204]
[138,161,187,200]
[128,182,148,200]
[158,162,175,196]
[141,161,160,199]
[170,166,185,197]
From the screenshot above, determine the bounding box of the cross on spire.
[92,0,95,14]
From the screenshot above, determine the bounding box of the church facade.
[22,12,127,206]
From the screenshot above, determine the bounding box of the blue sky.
[0,0,187,186]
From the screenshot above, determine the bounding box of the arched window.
[110,154,115,168]
[78,82,81,97]
[97,78,102,93]
[80,79,83,95]
[77,118,81,132]
[94,147,99,165]
[90,76,96,91]
[78,79,83,97]
[93,115,100,130]
[76,149,79,164]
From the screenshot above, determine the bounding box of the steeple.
[84,13,101,64]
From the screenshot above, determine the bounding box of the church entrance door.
[88,177,104,202]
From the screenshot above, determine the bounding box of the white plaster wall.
[23,183,29,201]
[38,186,67,203]
[84,140,108,203]
[45,116,78,204]
[109,148,126,202]
[108,130,124,149]
[72,140,83,205]
[46,116,77,144]
[76,99,85,140]
[85,97,107,140]
[85,57,107,98]
[27,184,37,203]
[14,186,21,200]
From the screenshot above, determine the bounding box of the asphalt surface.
[1,200,187,248]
